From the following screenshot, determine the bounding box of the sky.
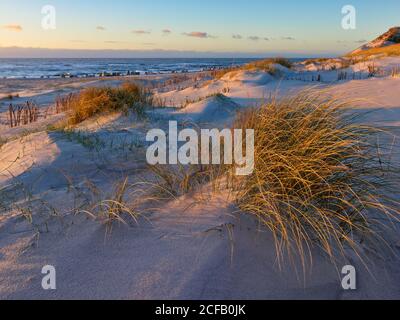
[0,0,399,58]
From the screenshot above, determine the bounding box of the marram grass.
[148,90,400,268]
[60,82,152,125]
[229,91,399,267]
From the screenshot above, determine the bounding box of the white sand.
[1,61,400,300]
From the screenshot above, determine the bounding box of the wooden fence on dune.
[8,101,39,128]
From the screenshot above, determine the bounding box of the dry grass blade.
[81,177,141,235]
[147,163,219,198]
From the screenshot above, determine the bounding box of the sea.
[0,58,261,79]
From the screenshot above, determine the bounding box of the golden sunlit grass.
[348,43,400,58]
[211,67,239,80]
[212,57,292,79]
[304,58,332,65]
[244,57,293,70]
[148,90,399,268]
[229,91,399,267]
[63,82,152,125]
[148,164,209,197]
[147,163,229,199]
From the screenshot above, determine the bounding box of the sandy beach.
[1,47,400,299]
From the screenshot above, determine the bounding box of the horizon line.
[0,46,344,59]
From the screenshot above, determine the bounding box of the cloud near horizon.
[3,24,23,32]
[281,36,296,40]
[236,35,269,41]
[132,30,151,35]
[162,29,172,35]
[96,26,106,31]
[183,31,215,38]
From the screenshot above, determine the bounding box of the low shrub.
[59,82,152,125]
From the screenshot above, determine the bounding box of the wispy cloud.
[355,39,367,44]
[183,31,215,38]
[132,30,151,35]
[3,24,23,32]
[162,29,172,35]
[281,36,296,40]
[248,36,260,41]
[96,26,106,31]
[235,34,269,41]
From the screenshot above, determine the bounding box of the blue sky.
[0,0,399,57]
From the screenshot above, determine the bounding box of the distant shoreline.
[0,57,308,80]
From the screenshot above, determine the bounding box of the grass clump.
[212,57,292,80]
[148,164,220,199]
[148,91,399,268]
[57,129,105,151]
[81,177,142,235]
[391,66,400,78]
[348,43,400,58]
[211,67,240,80]
[270,57,293,69]
[65,82,152,125]
[0,136,7,150]
[229,91,399,266]
[245,57,293,71]
[304,58,332,65]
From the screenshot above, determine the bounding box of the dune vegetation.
[348,43,400,58]
[244,57,293,70]
[229,91,399,266]
[149,90,400,267]
[212,57,292,79]
[59,82,152,125]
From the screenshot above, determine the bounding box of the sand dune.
[1,57,400,300]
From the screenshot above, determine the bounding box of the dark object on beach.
[3,93,20,100]
[127,71,141,76]
[8,101,39,128]
[61,73,74,78]
[99,71,122,77]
